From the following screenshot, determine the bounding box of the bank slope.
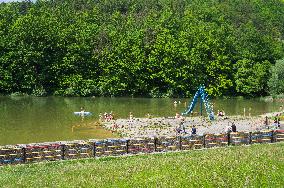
[0,143,284,187]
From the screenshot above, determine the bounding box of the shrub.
[268,59,284,96]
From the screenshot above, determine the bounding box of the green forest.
[0,0,284,97]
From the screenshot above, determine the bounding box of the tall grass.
[0,143,284,187]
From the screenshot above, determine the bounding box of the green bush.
[268,59,284,96]
[31,86,47,97]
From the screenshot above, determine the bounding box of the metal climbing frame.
[182,86,214,120]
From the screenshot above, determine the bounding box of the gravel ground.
[102,115,279,138]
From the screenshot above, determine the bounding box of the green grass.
[1,143,284,187]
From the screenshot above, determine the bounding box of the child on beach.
[218,110,224,117]
[129,112,133,120]
[108,113,113,121]
[225,124,231,134]
[191,125,197,135]
[176,127,182,135]
[175,113,180,119]
[128,112,134,126]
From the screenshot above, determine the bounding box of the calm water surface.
[0,96,282,145]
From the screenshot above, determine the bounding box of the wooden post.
[126,140,129,154]
[178,136,182,150]
[154,137,158,152]
[22,147,26,163]
[93,142,96,157]
[249,132,252,144]
[271,131,274,143]
[61,144,65,160]
[227,133,230,146]
[203,135,206,148]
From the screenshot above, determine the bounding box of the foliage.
[268,59,284,96]
[0,143,283,187]
[234,59,271,96]
[31,85,47,97]
[0,0,284,97]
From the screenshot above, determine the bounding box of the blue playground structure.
[182,86,214,120]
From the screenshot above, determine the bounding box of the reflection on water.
[0,96,282,145]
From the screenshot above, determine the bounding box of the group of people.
[264,115,281,129]
[176,125,197,135]
[99,112,114,122]
[176,117,197,135]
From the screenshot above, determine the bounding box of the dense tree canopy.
[0,0,284,97]
[268,59,284,96]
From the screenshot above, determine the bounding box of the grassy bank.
[1,143,284,187]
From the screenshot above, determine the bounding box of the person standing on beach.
[264,116,269,126]
[274,114,280,128]
[179,118,186,134]
[231,123,237,132]
[225,124,231,134]
[191,125,197,135]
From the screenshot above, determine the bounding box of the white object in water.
[73,112,92,116]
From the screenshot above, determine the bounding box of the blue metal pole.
[199,87,203,116]
[200,98,203,116]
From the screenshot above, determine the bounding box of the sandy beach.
[102,114,281,138]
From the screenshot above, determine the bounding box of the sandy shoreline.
[102,114,281,138]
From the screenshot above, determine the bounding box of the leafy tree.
[0,0,284,97]
[234,59,271,96]
[268,59,284,96]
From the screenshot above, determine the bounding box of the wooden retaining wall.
[0,130,284,165]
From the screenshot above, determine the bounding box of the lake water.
[0,96,281,145]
